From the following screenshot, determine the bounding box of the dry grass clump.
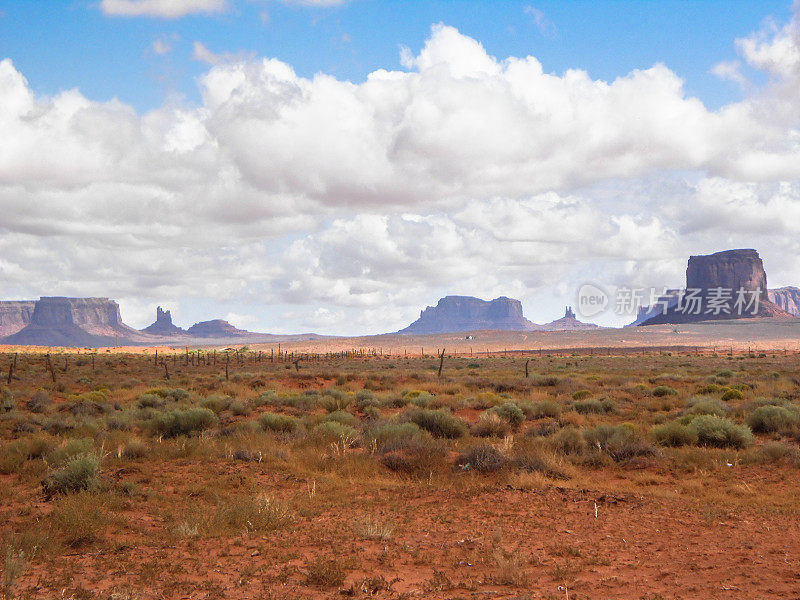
[50,492,108,547]
[408,408,467,439]
[456,444,506,474]
[304,557,348,588]
[148,407,217,438]
[213,493,294,534]
[41,452,100,499]
[258,412,301,433]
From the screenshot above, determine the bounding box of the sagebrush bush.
[686,397,729,417]
[653,386,678,397]
[321,410,360,428]
[651,421,698,447]
[573,398,616,415]
[551,427,587,455]
[200,395,231,414]
[409,408,467,439]
[747,405,799,434]
[258,412,300,433]
[312,421,359,442]
[584,424,655,462]
[472,412,511,438]
[380,435,448,476]
[689,415,752,449]
[364,422,425,450]
[148,408,217,438]
[525,400,561,419]
[41,453,100,498]
[572,390,592,401]
[490,402,525,426]
[456,444,506,474]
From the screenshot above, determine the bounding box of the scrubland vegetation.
[1,348,800,598]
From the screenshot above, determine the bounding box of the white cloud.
[101,0,228,18]
[523,5,557,38]
[3,11,800,333]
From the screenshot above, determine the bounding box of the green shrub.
[689,415,752,449]
[653,386,677,397]
[472,412,511,438]
[321,410,360,428]
[456,445,506,474]
[584,424,655,462]
[526,400,560,419]
[404,390,435,408]
[258,412,300,434]
[364,422,426,450]
[686,397,728,417]
[149,408,217,438]
[319,389,351,412]
[380,436,448,476]
[409,409,467,439]
[490,402,525,426]
[747,405,799,434]
[551,428,587,455]
[531,376,559,387]
[696,384,722,395]
[312,421,359,442]
[651,421,698,447]
[573,398,616,415]
[200,395,231,414]
[41,453,100,499]
[721,388,744,401]
[136,393,165,409]
[572,390,592,401]
[716,369,734,378]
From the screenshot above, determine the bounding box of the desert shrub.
[511,450,569,480]
[573,398,616,415]
[136,393,165,409]
[409,408,467,439]
[572,390,592,401]
[490,402,525,426]
[364,422,426,450]
[651,421,698,447]
[321,410,360,428]
[213,494,293,534]
[258,412,300,434]
[26,390,52,413]
[50,492,108,546]
[721,388,744,401]
[146,387,191,402]
[312,421,359,442]
[689,415,752,449]
[525,418,560,437]
[550,427,587,455]
[456,444,506,474]
[404,390,435,408]
[121,439,148,459]
[200,395,231,414]
[584,424,655,462]
[758,441,800,465]
[380,436,448,476]
[530,376,559,387]
[747,405,799,434]
[697,384,722,395]
[148,408,217,438]
[41,453,100,499]
[472,412,511,438]
[526,400,561,419]
[319,389,351,412]
[686,397,729,417]
[355,390,380,410]
[228,400,250,416]
[44,438,94,468]
[304,558,347,588]
[717,369,734,378]
[653,386,678,397]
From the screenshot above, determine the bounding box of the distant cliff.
[141,307,186,336]
[3,297,143,346]
[768,287,800,317]
[0,301,35,337]
[398,296,538,334]
[187,319,251,338]
[641,250,792,325]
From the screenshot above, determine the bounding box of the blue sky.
[2,0,800,334]
[1,1,791,112]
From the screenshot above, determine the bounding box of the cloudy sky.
[2,0,800,333]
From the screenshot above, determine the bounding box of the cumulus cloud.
[101,0,228,18]
[2,12,800,332]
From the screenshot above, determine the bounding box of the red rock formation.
[0,301,35,337]
[399,296,538,334]
[187,319,251,337]
[141,307,186,336]
[768,287,800,316]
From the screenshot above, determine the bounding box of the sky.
[1,0,800,333]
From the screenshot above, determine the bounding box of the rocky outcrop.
[398,296,538,334]
[541,306,600,331]
[0,301,35,337]
[187,319,251,338]
[641,250,792,325]
[768,287,800,317]
[3,297,144,346]
[141,307,186,336]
